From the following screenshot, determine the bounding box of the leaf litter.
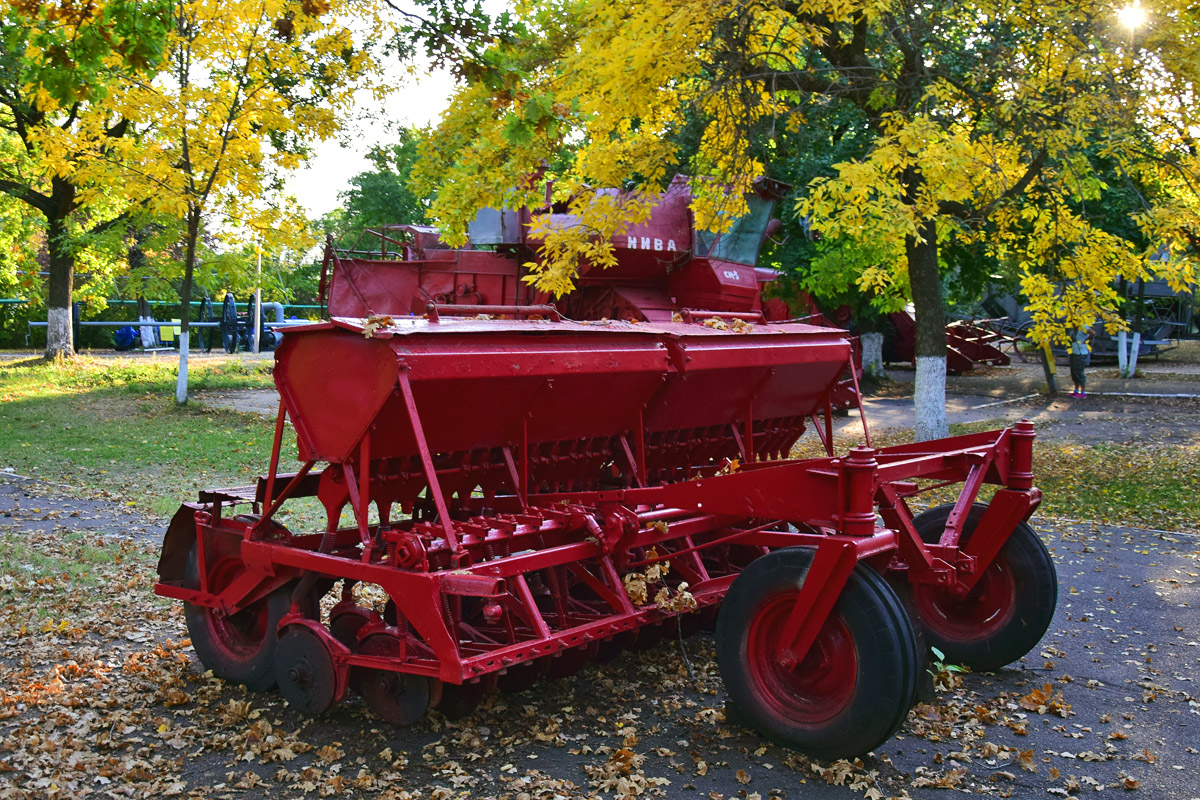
[2,381,1200,798]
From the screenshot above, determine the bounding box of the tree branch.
[0,177,52,215]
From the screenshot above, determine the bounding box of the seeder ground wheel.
[908,502,1058,671]
[589,633,632,665]
[275,626,339,715]
[183,542,291,692]
[435,680,489,720]
[545,646,591,680]
[496,660,545,694]
[627,624,662,652]
[354,633,433,726]
[329,606,372,650]
[716,548,920,760]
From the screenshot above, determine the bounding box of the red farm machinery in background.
[155,178,1058,759]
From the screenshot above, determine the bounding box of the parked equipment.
[887,310,1013,373]
[155,181,1056,759]
[218,294,286,353]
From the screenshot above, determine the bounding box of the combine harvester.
[155,178,1057,759]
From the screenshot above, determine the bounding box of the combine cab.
[155,181,1057,759]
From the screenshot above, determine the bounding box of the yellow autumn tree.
[113,0,393,403]
[0,0,172,357]
[417,0,1199,439]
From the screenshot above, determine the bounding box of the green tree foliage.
[0,0,172,357]
[416,0,1200,439]
[324,127,432,242]
[115,0,393,403]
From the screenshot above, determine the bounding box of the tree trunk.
[44,213,75,359]
[907,218,949,441]
[176,207,200,405]
[860,331,885,378]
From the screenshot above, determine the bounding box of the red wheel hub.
[914,556,1017,642]
[204,557,270,657]
[746,594,857,724]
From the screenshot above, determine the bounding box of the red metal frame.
[155,315,1040,695]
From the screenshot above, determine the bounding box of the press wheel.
[909,503,1058,671]
[590,632,632,665]
[436,680,488,720]
[627,622,662,652]
[355,633,432,726]
[330,607,372,650]
[545,646,590,680]
[275,626,338,715]
[716,548,920,760]
[497,659,545,694]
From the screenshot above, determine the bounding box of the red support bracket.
[263,399,288,516]
[955,488,1042,593]
[939,451,994,547]
[775,540,860,669]
[396,369,461,555]
[252,461,316,538]
[501,446,527,507]
[877,482,952,583]
[342,460,373,552]
[618,434,643,488]
[847,348,871,448]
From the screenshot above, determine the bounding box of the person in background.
[1069,324,1093,398]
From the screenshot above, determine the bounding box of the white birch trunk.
[860,331,884,378]
[139,316,157,349]
[1127,332,1141,378]
[175,336,190,405]
[914,355,949,441]
[45,307,73,358]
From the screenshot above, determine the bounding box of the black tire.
[221,294,239,354]
[883,578,937,706]
[716,548,919,759]
[183,541,290,691]
[908,503,1057,671]
[1012,321,1037,363]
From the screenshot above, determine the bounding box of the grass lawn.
[0,355,295,519]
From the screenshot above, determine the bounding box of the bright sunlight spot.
[1117,1,1147,30]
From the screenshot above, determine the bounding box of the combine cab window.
[695,195,775,266]
[468,207,523,246]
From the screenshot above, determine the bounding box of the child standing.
[1069,325,1092,398]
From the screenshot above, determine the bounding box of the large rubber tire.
[909,503,1057,671]
[183,541,291,692]
[716,548,919,760]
